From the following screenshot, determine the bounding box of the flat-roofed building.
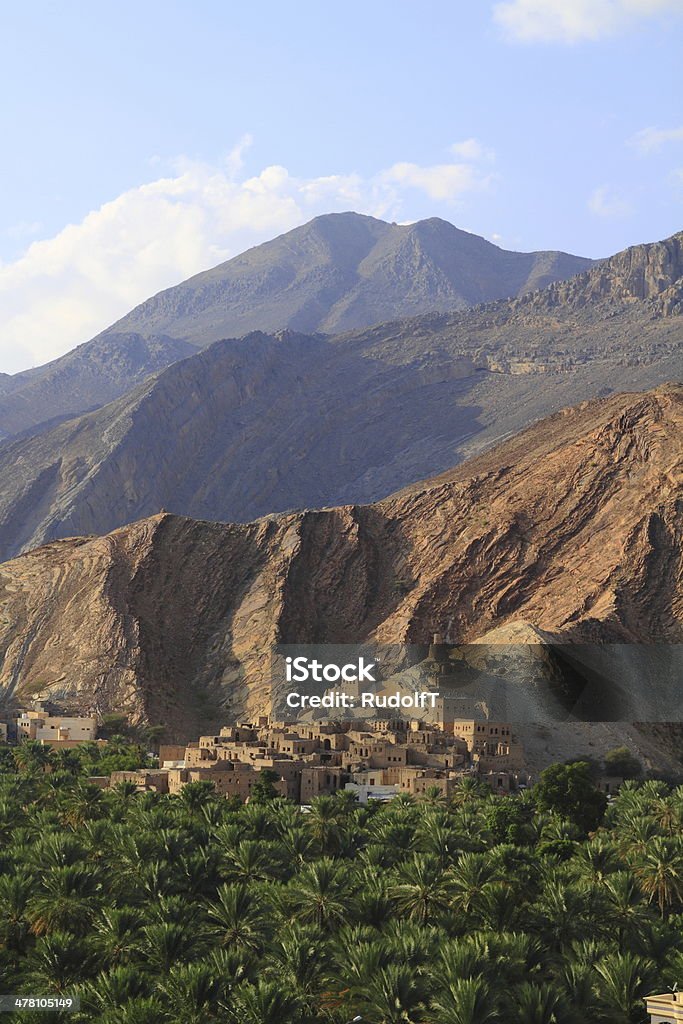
[167,762,295,802]
[17,712,96,743]
[300,766,347,801]
[110,770,169,794]
[645,993,683,1023]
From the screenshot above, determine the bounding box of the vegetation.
[0,759,681,1023]
[604,748,645,781]
[4,738,152,779]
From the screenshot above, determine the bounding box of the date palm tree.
[264,923,329,1008]
[306,795,344,855]
[450,776,489,807]
[239,803,278,840]
[430,941,491,987]
[60,780,106,827]
[228,979,302,1024]
[572,835,621,883]
[332,935,386,1000]
[176,847,221,897]
[279,825,314,867]
[357,962,426,1024]
[140,921,200,972]
[24,930,92,993]
[0,797,26,841]
[476,880,525,931]
[353,871,393,928]
[602,871,652,948]
[389,853,453,924]
[633,918,683,969]
[222,839,281,884]
[98,996,167,1024]
[0,873,31,954]
[448,852,501,919]
[27,832,87,870]
[13,740,54,774]
[634,836,683,917]
[535,879,594,953]
[651,796,682,835]
[616,815,660,860]
[284,858,355,930]
[157,961,225,1024]
[512,981,578,1024]
[207,882,271,952]
[27,864,102,936]
[91,908,145,966]
[417,819,462,866]
[594,951,659,1022]
[78,965,150,1014]
[555,961,598,1021]
[428,976,499,1024]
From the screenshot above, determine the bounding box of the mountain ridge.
[0,212,593,439]
[0,223,680,563]
[0,384,681,758]
[111,212,595,342]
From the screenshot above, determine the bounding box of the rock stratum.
[1,385,682,760]
[0,212,593,439]
[517,229,683,316]
[0,230,680,564]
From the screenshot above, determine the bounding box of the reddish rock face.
[0,384,681,748]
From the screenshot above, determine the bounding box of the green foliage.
[605,746,644,780]
[249,768,281,804]
[99,714,130,738]
[77,737,151,776]
[0,767,679,1022]
[534,761,608,834]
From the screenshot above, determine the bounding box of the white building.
[645,993,683,1023]
[17,712,97,743]
[345,781,400,804]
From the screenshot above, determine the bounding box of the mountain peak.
[107,211,593,345]
[0,214,593,439]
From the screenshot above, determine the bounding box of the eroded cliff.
[1,385,681,742]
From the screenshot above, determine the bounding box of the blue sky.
[1,0,682,372]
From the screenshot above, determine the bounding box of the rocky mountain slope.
[0,385,681,756]
[0,334,194,440]
[111,212,593,343]
[0,213,592,439]
[0,230,679,564]
[517,228,683,316]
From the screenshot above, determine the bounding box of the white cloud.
[630,125,683,153]
[381,161,493,202]
[493,0,683,43]
[449,138,495,162]
[0,143,495,372]
[587,185,633,218]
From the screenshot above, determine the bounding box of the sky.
[1,0,682,373]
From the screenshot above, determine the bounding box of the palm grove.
[0,746,682,1024]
